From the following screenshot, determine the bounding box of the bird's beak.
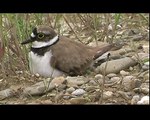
[21,38,34,45]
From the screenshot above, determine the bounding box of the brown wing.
[50,36,93,76]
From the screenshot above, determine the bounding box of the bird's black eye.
[37,33,45,39]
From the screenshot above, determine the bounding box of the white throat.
[32,35,59,48]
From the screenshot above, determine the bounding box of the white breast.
[29,50,64,78]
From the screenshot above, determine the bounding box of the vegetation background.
[0,13,148,75]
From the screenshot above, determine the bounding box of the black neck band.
[30,37,59,56]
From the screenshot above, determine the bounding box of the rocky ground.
[0,36,149,105]
[0,15,149,104]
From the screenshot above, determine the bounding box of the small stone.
[109,77,120,84]
[94,79,103,86]
[35,73,40,77]
[144,61,149,66]
[55,91,64,102]
[0,79,3,82]
[47,93,56,97]
[145,80,149,83]
[129,67,134,71]
[133,88,141,93]
[134,79,142,88]
[142,62,149,70]
[85,86,98,92]
[66,76,88,87]
[107,73,117,78]
[69,97,89,104]
[95,74,103,79]
[141,88,149,94]
[63,95,70,100]
[108,24,113,31]
[50,76,66,87]
[131,95,140,104]
[57,84,67,91]
[144,73,149,80]
[132,53,149,61]
[117,91,132,100]
[122,76,135,91]
[103,91,113,100]
[89,80,97,86]
[41,100,53,104]
[0,88,15,100]
[71,89,86,96]
[140,83,149,89]
[120,70,129,76]
[15,70,23,74]
[66,87,75,93]
[137,96,149,104]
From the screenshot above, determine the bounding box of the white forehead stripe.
[32,35,59,48]
[31,33,36,38]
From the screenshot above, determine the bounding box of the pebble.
[63,93,71,99]
[54,91,64,102]
[63,96,70,100]
[0,88,15,100]
[71,89,86,96]
[66,76,88,87]
[131,95,140,104]
[109,77,120,84]
[134,79,142,88]
[66,87,75,93]
[57,84,67,91]
[132,53,149,61]
[47,93,56,97]
[141,88,149,94]
[69,97,89,104]
[145,80,149,83]
[144,73,149,80]
[142,62,149,70]
[89,80,97,86]
[103,91,113,100]
[133,88,141,93]
[117,91,132,100]
[107,73,117,78]
[35,73,40,77]
[95,74,103,79]
[140,83,149,89]
[137,96,149,104]
[50,76,66,87]
[129,67,134,71]
[120,70,129,76]
[40,100,53,104]
[144,61,149,66]
[122,76,135,91]
[88,95,98,102]
[85,86,98,92]
[15,70,23,74]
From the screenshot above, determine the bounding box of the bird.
[21,25,117,78]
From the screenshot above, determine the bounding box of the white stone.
[107,73,117,78]
[120,70,129,76]
[137,96,149,104]
[71,89,86,96]
[103,91,113,99]
[131,95,140,104]
[95,74,103,79]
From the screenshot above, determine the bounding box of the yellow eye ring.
[37,33,45,39]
